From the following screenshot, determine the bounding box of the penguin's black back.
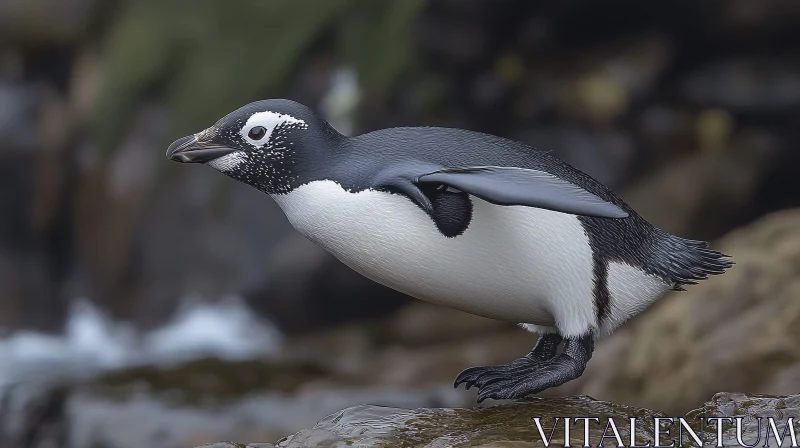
[331,127,732,302]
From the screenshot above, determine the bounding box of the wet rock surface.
[275,396,663,448]
[198,444,276,448]
[198,393,800,448]
[686,393,800,447]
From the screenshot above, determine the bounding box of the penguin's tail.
[650,232,734,291]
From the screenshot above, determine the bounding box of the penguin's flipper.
[415,166,629,219]
[370,162,439,214]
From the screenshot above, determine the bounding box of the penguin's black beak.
[166,134,236,163]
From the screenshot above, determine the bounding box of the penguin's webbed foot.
[474,348,586,403]
[453,357,538,391]
[455,334,594,403]
[453,333,563,392]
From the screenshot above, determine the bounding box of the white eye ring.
[239,111,308,148]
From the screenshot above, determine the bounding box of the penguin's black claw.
[453,357,533,390]
[453,366,488,389]
[468,334,594,403]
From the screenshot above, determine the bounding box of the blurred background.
[1,0,800,446]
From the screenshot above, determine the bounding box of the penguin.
[166,99,733,402]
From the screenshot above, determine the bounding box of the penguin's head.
[167,99,340,194]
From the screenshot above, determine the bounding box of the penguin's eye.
[248,126,267,140]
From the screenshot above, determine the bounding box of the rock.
[274,396,665,448]
[571,208,800,414]
[198,444,275,448]
[202,392,799,448]
[686,393,800,447]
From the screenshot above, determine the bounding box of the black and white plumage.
[167,99,733,402]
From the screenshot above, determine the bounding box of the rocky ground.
[198,393,800,447]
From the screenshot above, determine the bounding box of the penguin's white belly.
[272,180,603,330]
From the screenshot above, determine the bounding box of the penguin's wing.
[370,162,439,214]
[415,166,629,219]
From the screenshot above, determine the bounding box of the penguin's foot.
[455,334,594,403]
[453,357,539,391]
[453,333,563,391]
